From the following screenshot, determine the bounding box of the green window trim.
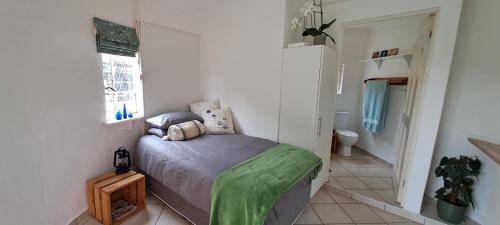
[94,17,139,57]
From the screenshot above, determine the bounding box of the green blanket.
[209,143,322,225]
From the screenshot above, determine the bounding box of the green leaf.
[319,19,336,32]
[302,28,322,37]
[322,32,336,45]
[439,157,449,166]
[469,158,481,171]
[435,187,446,194]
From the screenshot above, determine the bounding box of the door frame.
[326,0,463,213]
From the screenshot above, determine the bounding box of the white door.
[396,15,434,203]
[311,46,338,194]
[279,46,322,150]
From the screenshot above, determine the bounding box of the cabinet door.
[279,46,322,150]
[311,47,338,194]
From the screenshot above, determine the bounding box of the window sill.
[105,115,144,126]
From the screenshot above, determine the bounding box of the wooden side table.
[87,171,146,225]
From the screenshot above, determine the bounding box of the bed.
[135,134,314,225]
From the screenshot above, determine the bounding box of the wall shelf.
[359,52,413,69]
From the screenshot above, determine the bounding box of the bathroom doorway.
[329,13,435,208]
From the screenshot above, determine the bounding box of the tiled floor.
[81,188,421,225]
[295,187,421,225]
[329,147,400,206]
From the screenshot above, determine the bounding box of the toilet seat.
[337,130,359,138]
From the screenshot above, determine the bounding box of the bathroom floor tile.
[358,177,393,189]
[331,167,352,177]
[345,167,376,177]
[335,177,369,189]
[367,167,393,178]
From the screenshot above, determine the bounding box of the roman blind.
[94,17,139,57]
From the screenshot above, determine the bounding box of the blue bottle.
[122,104,127,120]
[115,111,123,120]
[128,112,133,119]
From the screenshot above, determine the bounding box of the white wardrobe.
[279,45,338,196]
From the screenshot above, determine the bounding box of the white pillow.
[202,107,235,134]
[189,99,221,117]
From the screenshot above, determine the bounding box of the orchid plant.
[291,0,336,44]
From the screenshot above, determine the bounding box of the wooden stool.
[87,171,146,225]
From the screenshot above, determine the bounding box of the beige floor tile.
[335,177,369,189]
[338,160,366,168]
[358,159,388,168]
[354,224,387,225]
[381,177,394,186]
[325,189,358,203]
[311,188,336,203]
[327,175,343,187]
[389,223,422,225]
[345,167,376,177]
[367,168,393,178]
[330,159,344,168]
[339,203,384,224]
[370,207,413,223]
[295,205,323,225]
[348,189,386,202]
[312,203,353,224]
[358,177,393,189]
[373,189,398,205]
[156,207,190,225]
[331,167,352,177]
[121,207,163,225]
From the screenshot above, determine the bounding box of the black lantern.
[114,147,131,174]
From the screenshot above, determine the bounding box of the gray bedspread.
[135,134,312,225]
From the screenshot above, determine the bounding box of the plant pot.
[436,199,468,224]
[303,35,326,45]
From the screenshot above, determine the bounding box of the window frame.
[98,53,144,124]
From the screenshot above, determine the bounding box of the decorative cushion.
[145,112,204,129]
[189,100,221,117]
[162,120,207,141]
[147,128,167,138]
[202,107,235,134]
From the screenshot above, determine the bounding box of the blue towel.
[362,80,390,133]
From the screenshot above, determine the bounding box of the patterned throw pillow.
[189,100,221,117]
[202,107,235,134]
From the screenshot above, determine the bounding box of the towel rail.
[364,77,408,86]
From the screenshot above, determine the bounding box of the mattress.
[135,134,312,225]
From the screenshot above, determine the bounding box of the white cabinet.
[279,45,338,196]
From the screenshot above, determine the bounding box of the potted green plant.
[434,156,481,224]
[290,0,336,45]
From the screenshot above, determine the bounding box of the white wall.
[199,0,286,141]
[0,1,200,224]
[425,0,500,223]
[141,22,201,118]
[336,28,368,130]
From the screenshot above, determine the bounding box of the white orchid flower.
[300,1,318,17]
[290,16,303,32]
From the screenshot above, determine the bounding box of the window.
[337,63,345,95]
[100,53,144,123]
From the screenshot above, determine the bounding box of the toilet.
[334,112,359,156]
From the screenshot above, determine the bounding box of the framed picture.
[389,48,399,56]
[380,50,389,57]
[372,51,380,59]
